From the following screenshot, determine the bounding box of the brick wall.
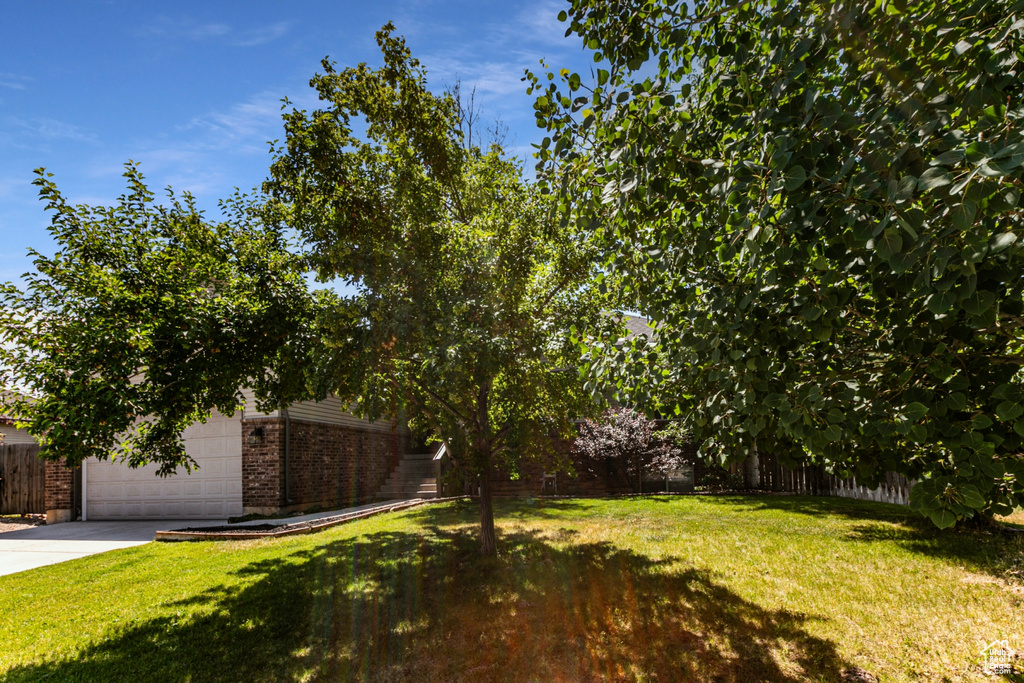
[241,417,407,514]
[241,418,285,511]
[287,420,406,509]
[44,460,74,522]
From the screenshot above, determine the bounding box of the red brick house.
[40,392,412,523]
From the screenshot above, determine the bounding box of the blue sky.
[0,0,591,284]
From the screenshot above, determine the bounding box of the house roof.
[621,314,656,340]
[0,389,24,426]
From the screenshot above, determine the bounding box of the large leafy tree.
[533,0,1024,527]
[264,25,604,555]
[0,166,314,473]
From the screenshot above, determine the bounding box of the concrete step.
[393,460,435,470]
[380,483,436,493]
[390,467,435,477]
[376,452,441,501]
[387,475,433,484]
[380,478,436,488]
[382,476,435,484]
[385,475,437,484]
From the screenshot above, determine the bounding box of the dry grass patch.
[999,507,1024,527]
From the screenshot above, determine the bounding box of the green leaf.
[929,509,957,529]
[932,150,965,165]
[960,485,986,510]
[926,291,956,315]
[769,150,792,170]
[783,165,806,191]
[996,401,1023,421]
[889,252,918,274]
[950,201,977,230]
[973,414,993,430]
[801,305,823,321]
[895,174,916,201]
[962,290,995,315]
[947,392,967,411]
[903,402,928,422]
[874,227,903,260]
[991,188,1021,212]
[990,232,1016,254]
[917,167,952,191]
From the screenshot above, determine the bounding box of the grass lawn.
[1,496,1022,682]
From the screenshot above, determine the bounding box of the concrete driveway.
[0,520,225,577]
[0,502,407,577]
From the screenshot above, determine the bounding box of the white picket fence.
[759,454,914,506]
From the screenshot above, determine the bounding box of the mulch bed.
[175,523,287,534]
[156,498,464,542]
[0,514,45,534]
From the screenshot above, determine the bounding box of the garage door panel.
[87,411,243,520]
[205,500,230,516]
[202,460,223,475]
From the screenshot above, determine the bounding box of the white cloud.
[181,89,315,152]
[0,175,20,198]
[508,0,573,49]
[415,0,581,107]
[0,117,98,153]
[140,17,291,48]
[13,118,97,143]
[0,73,31,91]
[188,23,231,40]
[79,88,322,204]
[233,22,292,47]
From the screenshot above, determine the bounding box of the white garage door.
[85,411,243,520]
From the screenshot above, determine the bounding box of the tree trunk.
[479,458,497,556]
[743,441,760,490]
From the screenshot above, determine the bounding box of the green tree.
[533,0,1024,527]
[0,166,314,474]
[264,24,604,555]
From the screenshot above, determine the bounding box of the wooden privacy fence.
[758,452,914,506]
[0,443,45,514]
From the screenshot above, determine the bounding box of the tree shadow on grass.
[697,493,920,524]
[6,512,855,682]
[842,519,1024,582]
[705,493,1024,583]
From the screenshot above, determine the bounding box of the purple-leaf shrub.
[573,408,684,492]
